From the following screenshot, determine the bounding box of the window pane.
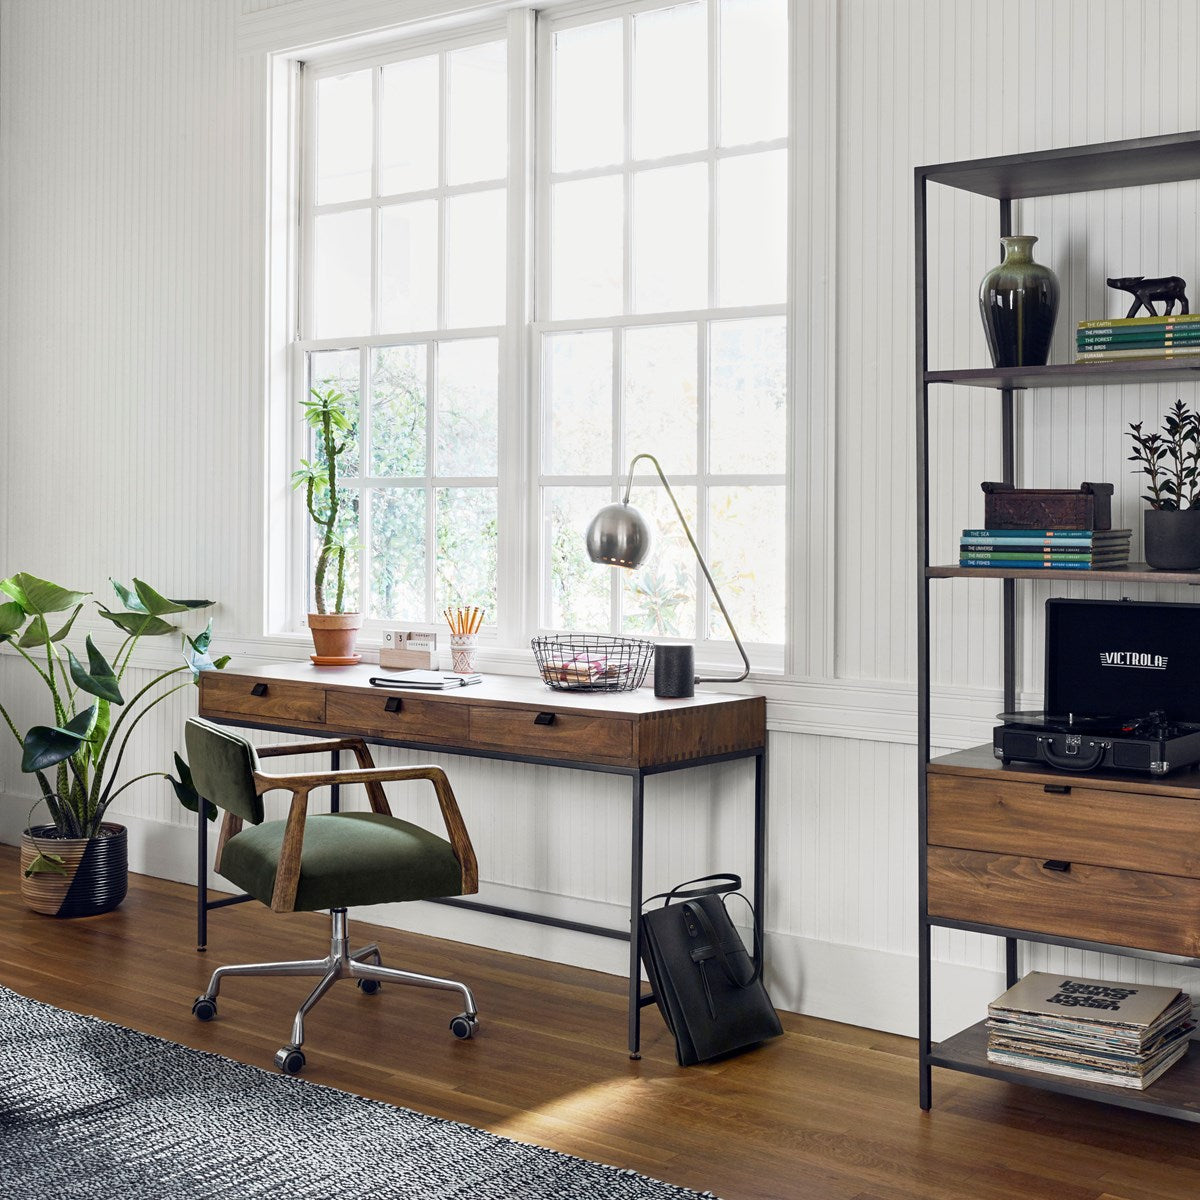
[379,200,438,334]
[545,330,612,476]
[624,324,697,475]
[708,485,785,643]
[545,487,611,631]
[553,20,622,172]
[445,189,506,327]
[709,317,786,473]
[370,487,426,620]
[620,482,697,638]
[315,70,372,205]
[437,338,498,477]
[447,41,507,185]
[717,150,786,306]
[311,487,361,614]
[381,55,438,195]
[371,345,426,477]
[633,163,707,313]
[551,176,623,319]
[720,0,788,147]
[313,209,371,338]
[435,487,498,617]
[632,3,706,160]
[309,349,361,480]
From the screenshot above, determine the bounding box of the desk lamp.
[585,452,750,697]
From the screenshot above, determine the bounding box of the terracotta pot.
[19,823,128,917]
[307,612,363,664]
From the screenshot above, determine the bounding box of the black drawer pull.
[385,697,403,713]
[1042,860,1071,873]
[251,683,268,697]
[534,712,556,726]
[1043,784,1071,795]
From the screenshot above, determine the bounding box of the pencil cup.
[450,634,478,674]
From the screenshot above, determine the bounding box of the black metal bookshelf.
[915,129,1200,1120]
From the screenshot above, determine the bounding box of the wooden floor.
[2,847,1199,1200]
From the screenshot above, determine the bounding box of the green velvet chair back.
[185,717,264,825]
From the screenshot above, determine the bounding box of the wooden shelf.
[919,130,1200,199]
[929,563,1200,584]
[930,1021,1200,1122]
[926,359,1200,390]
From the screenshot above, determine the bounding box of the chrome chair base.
[192,908,479,1072]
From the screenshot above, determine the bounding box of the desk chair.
[185,716,479,1074]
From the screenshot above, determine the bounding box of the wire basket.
[531,634,654,692]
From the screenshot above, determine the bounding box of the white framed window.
[294,29,510,631]
[535,0,789,660]
[280,0,789,668]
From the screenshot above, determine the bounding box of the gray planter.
[1144,508,1200,570]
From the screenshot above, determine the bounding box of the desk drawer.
[468,706,633,764]
[927,846,1200,958]
[927,774,1200,878]
[326,691,467,744]
[201,675,326,724]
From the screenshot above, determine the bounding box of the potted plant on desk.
[292,386,362,664]
[0,574,226,917]
[1128,399,1200,569]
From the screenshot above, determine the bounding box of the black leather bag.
[639,874,782,1066]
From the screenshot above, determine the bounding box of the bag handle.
[643,873,742,910]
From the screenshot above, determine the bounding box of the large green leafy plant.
[0,574,227,841]
[291,386,356,614]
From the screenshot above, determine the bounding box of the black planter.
[979,234,1060,367]
[1144,509,1200,570]
[20,823,128,917]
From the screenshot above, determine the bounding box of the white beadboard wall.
[3,0,1200,1041]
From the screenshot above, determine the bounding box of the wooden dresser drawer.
[201,674,326,724]
[927,846,1200,958]
[468,706,634,764]
[927,773,1200,878]
[326,691,468,744]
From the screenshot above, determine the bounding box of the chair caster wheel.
[192,996,217,1022]
[274,1045,306,1074]
[449,1013,478,1040]
[357,979,381,995]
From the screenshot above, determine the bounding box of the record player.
[994,598,1200,776]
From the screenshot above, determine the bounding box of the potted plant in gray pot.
[0,574,227,917]
[1128,400,1200,570]
[292,386,362,663]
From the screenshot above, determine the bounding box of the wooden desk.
[197,662,767,1056]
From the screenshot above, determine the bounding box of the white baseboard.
[0,803,1002,1040]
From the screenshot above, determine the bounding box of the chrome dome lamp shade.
[584,452,750,686]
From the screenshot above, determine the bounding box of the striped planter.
[19,824,128,918]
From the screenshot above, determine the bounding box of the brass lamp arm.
[621,453,751,684]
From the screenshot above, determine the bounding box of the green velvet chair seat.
[220,811,464,913]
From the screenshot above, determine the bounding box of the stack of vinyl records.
[959,528,1131,570]
[1076,314,1200,363]
[987,972,1194,1090]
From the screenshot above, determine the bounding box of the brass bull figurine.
[1106,275,1190,318]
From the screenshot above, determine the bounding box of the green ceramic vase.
[979,234,1060,367]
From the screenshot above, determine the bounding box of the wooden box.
[980,480,1113,530]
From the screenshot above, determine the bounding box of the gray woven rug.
[0,985,717,1199]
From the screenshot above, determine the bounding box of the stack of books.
[959,528,1131,570]
[987,972,1194,1090]
[1076,314,1200,363]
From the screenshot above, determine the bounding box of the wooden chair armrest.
[270,786,311,912]
[255,737,370,759]
[254,765,478,897]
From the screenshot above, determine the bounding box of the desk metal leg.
[197,798,208,952]
[754,749,766,959]
[628,772,645,1059]
[330,749,341,813]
